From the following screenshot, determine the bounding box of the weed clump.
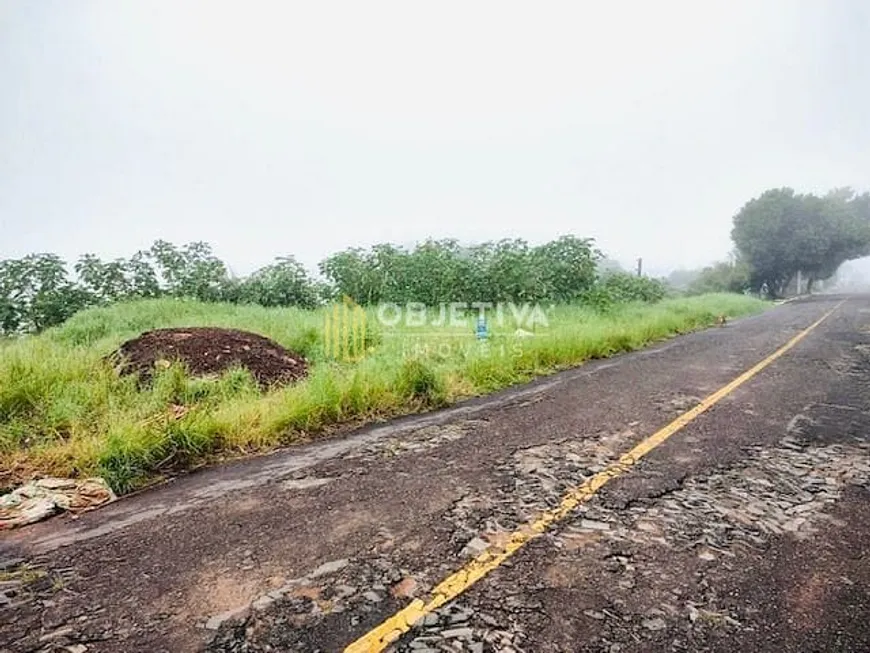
[395,359,447,407]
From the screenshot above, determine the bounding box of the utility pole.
[636,257,643,277]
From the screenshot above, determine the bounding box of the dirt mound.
[112,327,308,388]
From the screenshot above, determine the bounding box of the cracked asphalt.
[2,294,869,653]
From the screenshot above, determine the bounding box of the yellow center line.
[345,300,844,653]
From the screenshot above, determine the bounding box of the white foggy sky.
[1,1,869,276]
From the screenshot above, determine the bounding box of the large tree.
[731,187,870,297]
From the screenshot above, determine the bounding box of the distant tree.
[369,243,412,303]
[319,248,384,305]
[126,251,162,298]
[75,255,132,303]
[407,239,474,305]
[534,235,600,302]
[74,251,163,305]
[0,254,91,333]
[235,256,319,309]
[666,269,700,290]
[599,271,667,302]
[148,240,230,301]
[480,238,542,302]
[687,260,751,295]
[0,259,26,333]
[731,188,870,297]
[801,190,870,291]
[597,258,625,275]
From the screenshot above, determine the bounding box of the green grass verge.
[0,294,766,493]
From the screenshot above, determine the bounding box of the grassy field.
[0,294,766,493]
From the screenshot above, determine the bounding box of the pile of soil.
[111,327,308,388]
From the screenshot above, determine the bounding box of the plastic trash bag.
[0,478,116,530]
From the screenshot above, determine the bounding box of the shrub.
[600,272,667,303]
[394,359,447,407]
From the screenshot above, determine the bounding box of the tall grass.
[0,294,765,493]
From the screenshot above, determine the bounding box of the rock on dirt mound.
[111,327,308,388]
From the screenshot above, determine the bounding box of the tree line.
[5,185,867,334]
[0,236,668,335]
[0,241,319,334]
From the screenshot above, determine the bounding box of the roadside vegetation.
[0,235,662,335]
[3,188,866,341]
[0,292,764,494]
[0,229,788,493]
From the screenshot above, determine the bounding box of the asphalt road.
[2,294,869,653]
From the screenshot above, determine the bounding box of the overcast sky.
[1,1,868,276]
